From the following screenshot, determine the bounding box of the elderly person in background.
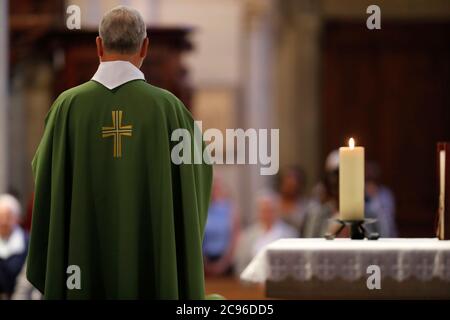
[0,194,28,299]
[234,191,297,276]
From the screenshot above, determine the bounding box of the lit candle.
[439,150,446,238]
[339,138,365,221]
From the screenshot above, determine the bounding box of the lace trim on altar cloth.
[240,239,450,283]
[266,250,450,282]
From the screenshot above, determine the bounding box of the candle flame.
[349,138,355,149]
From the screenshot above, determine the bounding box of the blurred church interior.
[0,0,450,299]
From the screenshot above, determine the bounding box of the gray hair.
[0,194,22,218]
[99,5,147,54]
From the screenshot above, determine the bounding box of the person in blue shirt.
[203,175,240,276]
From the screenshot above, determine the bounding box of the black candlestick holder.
[325,218,379,240]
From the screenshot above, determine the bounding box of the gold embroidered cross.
[102,110,133,158]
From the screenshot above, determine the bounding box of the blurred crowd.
[0,152,397,298]
[203,151,397,277]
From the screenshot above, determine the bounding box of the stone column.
[275,0,322,188]
[240,0,275,224]
[0,0,9,193]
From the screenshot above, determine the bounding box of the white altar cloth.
[241,238,450,284]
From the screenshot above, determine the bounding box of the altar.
[241,238,450,299]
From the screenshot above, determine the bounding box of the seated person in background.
[203,175,240,276]
[276,166,311,236]
[365,161,397,237]
[303,150,340,238]
[234,191,297,276]
[0,194,28,299]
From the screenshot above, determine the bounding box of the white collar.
[0,227,25,259]
[91,61,145,90]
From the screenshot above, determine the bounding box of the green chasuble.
[27,79,212,299]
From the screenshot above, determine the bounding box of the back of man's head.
[99,5,147,54]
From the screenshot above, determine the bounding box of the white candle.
[339,138,365,221]
[440,150,446,200]
[439,150,446,238]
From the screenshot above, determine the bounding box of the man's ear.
[96,36,104,59]
[140,38,149,59]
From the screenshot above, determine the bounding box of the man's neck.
[100,55,141,69]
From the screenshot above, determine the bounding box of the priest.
[27,6,212,299]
